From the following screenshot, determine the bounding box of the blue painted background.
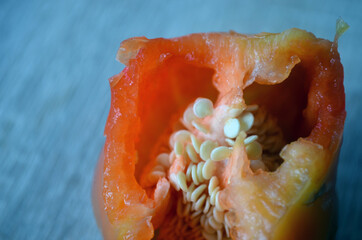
[1,0,361,239]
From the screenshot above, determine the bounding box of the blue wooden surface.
[1,0,361,239]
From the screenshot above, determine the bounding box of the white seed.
[213,206,224,223]
[193,98,213,118]
[200,140,218,161]
[156,153,170,168]
[190,210,202,219]
[228,108,243,118]
[210,146,232,161]
[210,186,220,205]
[186,183,196,201]
[225,138,235,146]
[191,164,200,185]
[224,118,241,138]
[245,104,259,112]
[183,107,198,125]
[208,176,219,194]
[200,215,206,227]
[191,134,201,153]
[197,162,205,182]
[203,197,211,214]
[202,230,216,239]
[217,229,223,240]
[202,160,216,180]
[215,191,224,211]
[186,164,193,182]
[224,215,230,238]
[171,130,191,147]
[192,121,209,134]
[239,112,254,131]
[191,184,207,202]
[186,144,199,163]
[177,171,188,192]
[174,141,183,156]
[246,141,263,160]
[195,194,207,211]
[244,135,258,145]
[208,216,223,230]
[250,159,267,171]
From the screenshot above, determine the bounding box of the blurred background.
[1,0,361,239]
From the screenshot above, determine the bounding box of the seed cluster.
[153,97,285,239]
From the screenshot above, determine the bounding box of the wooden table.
[1,0,361,239]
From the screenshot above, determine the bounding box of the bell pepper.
[92,20,348,240]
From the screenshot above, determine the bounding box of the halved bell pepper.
[92,21,347,240]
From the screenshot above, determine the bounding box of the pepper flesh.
[93,28,345,239]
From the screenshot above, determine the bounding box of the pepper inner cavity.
[152,97,286,239]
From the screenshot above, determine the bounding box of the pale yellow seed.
[239,112,254,131]
[202,160,216,180]
[190,210,202,219]
[156,153,170,168]
[246,141,263,160]
[186,164,193,182]
[186,144,199,163]
[203,220,216,234]
[228,108,243,118]
[203,197,211,214]
[224,215,230,238]
[186,183,196,201]
[210,186,220,205]
[191,164,200,185]
[244,135,258,145]
[192,121,209,134]
[177,171,188,192]
[224,118,241,138]
[208,216,223,230]
[191,134,201,153]
[210,146,232,161]
[208,176,219,194]
[215,191,224,211]
[193,98,213,118]
[250,159,267,171]
[171,130,191,147]
[194,194,207,211]
[174,141,183,156]
[197,162,205,182]
[191,184,207,202]
[217,229,223,240]
[183,107,198,126]
[200,140,218,161]
[202,230,215,239]
[213,206,224,223]
[225,138,235,146]
[200,214,206,228]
